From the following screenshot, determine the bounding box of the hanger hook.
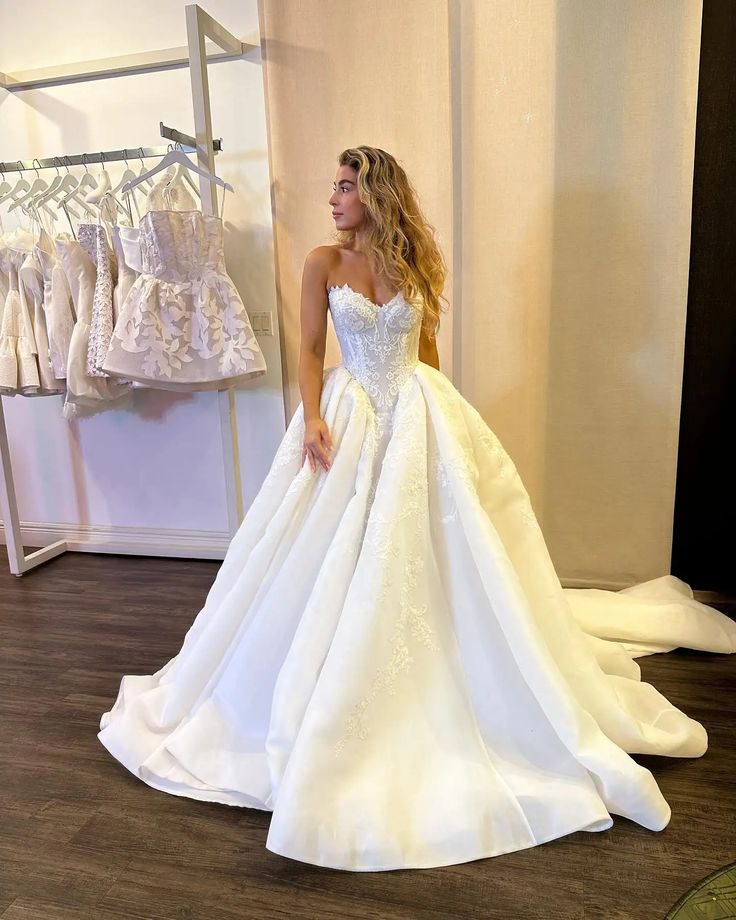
[31,158,41,175]
[52,157,61,176]
[62,156,71,173]
[82,152,89,172]
[16,160,24,176]
[123,148,129,168]
[138,147,145,168]
[100,150,105,165]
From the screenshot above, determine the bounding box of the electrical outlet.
[249,311,273,335]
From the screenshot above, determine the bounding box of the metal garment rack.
[0,5,258,575]
[0,132,222,174]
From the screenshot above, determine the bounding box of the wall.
[1,0,704,586]
[260,0,702,587]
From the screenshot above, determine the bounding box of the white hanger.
[5,158,76,225]
[121,146,233,196]
[105,153,141,224]
[82,152,129,221]
[85,160,111,204]
[109,151,139,197]
[33,157,66,205]
[59,173,97,205]
[169,153,201,199]
[34,160,83,221]
[0,169,11,200]
[133,148,156,192]
[36,157,76,205]
[0,162,31,206]
[104,152,146,222]
[56,155,98,217]
[17,157,79,237]
[7,160,49,212]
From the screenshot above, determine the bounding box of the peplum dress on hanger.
[0,228,40,396]
[18,241,66,396]
[101,176,266,390]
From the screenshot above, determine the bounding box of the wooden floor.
[0,547,734,920]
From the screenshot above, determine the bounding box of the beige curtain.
[257,0,702,588]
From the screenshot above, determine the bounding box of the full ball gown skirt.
[98,283,736,872]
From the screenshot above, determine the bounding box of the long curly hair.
[332,146,448,340]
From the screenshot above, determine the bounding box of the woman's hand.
[302,417,334,473]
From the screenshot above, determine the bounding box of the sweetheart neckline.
[328,282,404,312]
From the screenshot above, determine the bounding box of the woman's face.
[329,166,364,230]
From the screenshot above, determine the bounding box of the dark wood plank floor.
[1,546,734,920]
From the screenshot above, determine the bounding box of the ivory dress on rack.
[18,243,66,396]
[111,224,139,325]
[101,173,266,390]
[82,219,118,379]
[55,229,132,419]
[0,227,41,396]
[34,227,76,380]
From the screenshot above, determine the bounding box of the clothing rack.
[0,5,258,575]
[0,129,222,175]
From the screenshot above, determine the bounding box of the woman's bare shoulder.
[306,244,343,261]
[304,244,344,281]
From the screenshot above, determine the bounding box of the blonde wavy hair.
[332,146,448,340]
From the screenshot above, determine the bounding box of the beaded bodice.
[327,283,423,415]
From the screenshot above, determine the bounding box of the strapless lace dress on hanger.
[101,176,266,390]
[98,283,736,872]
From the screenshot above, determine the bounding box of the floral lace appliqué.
[332,381,440,756]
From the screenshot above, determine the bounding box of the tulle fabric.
[98,360,736,872]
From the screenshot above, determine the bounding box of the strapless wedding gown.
[98,282,736,872]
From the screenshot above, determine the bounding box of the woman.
[99,145,736,872]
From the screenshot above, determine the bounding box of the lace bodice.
[138,210,224,281]
[135,168,222,281]
[328,283,423,415]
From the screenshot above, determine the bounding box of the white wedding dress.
[98,282,736,872]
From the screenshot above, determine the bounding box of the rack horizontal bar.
[160,121,222,153]
[0,40,255,91]
[0,141,221,174]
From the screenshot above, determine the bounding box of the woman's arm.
[298,247,331,422]
[298,247,335,473]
